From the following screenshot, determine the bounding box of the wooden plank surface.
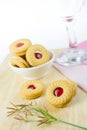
[0,51,87,130]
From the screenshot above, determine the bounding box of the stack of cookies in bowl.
[9,38,55,80]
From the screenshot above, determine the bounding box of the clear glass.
[55,0,87,66]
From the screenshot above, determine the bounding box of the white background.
[0,0,87,63]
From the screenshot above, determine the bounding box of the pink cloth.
[53,41,87,92]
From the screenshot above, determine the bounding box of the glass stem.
[65,16,78,49]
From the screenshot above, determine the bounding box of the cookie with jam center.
[9,38,32,56]
[46,80,77,107]
[26,44,50,66]
[10,56,30,68]
[20,80,44,99]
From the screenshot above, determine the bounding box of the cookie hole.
[12,64,20,68]
[34,51,42,59]
[16,43,24,47]
[15,65,20,68]
[27,85,36,90]
[54,87,63,97]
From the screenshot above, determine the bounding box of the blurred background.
[0,0,87,63]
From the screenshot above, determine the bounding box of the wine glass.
[55,0,87,66]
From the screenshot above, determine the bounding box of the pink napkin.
[53,41,87,92]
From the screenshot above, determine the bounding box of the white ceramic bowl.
[9,50,55,80]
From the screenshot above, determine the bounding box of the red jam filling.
[27,85,36,90]
[34,52,42,59]
[54,87,63,97]
[16,43,24,47]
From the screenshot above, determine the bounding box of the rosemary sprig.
[7,102,87,130]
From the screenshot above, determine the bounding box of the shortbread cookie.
[9,38,32,56]
[20,80,44,99]
[10,56,29,68]
[46,80,77,107]
[26,44,50,66]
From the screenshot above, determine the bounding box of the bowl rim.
[9,50,55,70]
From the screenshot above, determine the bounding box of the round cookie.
[9,38,32,56]
[26,44,50,66]
[10,56,30,68]
[20,80,44,99]
[46,80,76,108]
